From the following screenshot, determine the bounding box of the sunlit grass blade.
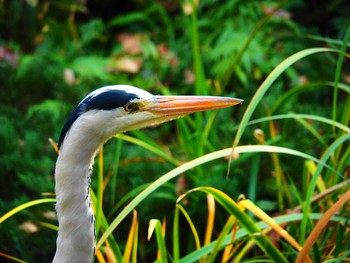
[131,129,167,149]
[180,186,288,263]
[179,212,347,263]
[39,221,58,231]
[49,138,59,154]
[123,210,138,262]
[115,133,179,165]
[300,133,350,243]
[204,194,215,246]
[211,216,237,263]
[0,198,56,224]
[176,204,202,257]
[305,160,327,193]
[96,250,107,263]
[239,199,305,255]
[90,190,123,262]
[0,252,27,263]
[132,216,139,263]
[232,48,337,150]
[148,219,168,263]
[293,179,349,214]
[322,251,350,263]
[248,113,350,134]
[231,239,257,263]
[296,189,350,263]
[270,81,350,115]
[96,145,339,250]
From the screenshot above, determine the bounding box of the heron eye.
[124,103,138,113]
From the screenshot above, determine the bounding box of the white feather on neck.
[53,107,158,262]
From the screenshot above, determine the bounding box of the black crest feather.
[58,89,139,148]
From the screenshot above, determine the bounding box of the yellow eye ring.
[124,103,137,112]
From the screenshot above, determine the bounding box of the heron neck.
[53,131,102,263]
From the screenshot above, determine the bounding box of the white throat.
[53,116,107,263]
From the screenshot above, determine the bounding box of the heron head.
[58,85,243,150]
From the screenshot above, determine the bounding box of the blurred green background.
[0,0,349,262]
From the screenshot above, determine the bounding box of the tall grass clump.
[0,1,349,262]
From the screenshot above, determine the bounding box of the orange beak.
[147,95,243,116]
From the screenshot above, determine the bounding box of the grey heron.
[53,85,242,262]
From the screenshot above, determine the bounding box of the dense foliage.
[1,0,349,262]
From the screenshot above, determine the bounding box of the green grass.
[1,1,349,262]
[94,45,350,261]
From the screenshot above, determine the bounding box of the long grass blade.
[248,113,350,134]
[204,194,215,246]
[232,48,336,150]
[148,219,168,263]
[247,154,260,205]
[296,189,350,263]
[96,145,339,249]
[180,187,288,263]
[90,191,123,262]
[300,133,350,243]
[176,204,202,254]
[0,252,27,263]
[231,239,256,263]
[270,81,350,115]
[0,198,56,224]
[293,117,327,147]
[109,139,123,207]
[132,217,139,263]
[209,216,236,263]
[115,134,179,166]
[240,199,304,253]
[123,210,138,262]
[332,25,350,134]
[39,221,58,231]
[173,206,180,262]
[179,213,347,263]
[305,161,327,193]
